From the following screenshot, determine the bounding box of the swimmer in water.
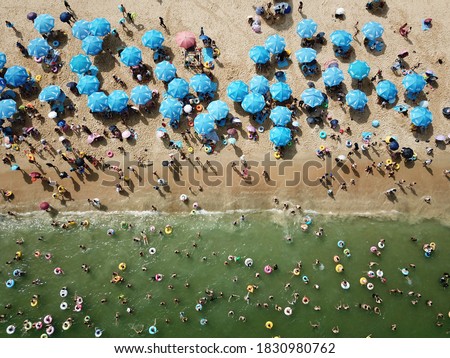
[332,326,339,334]
[314,306,321,311]
[238,316,246,322]
[310,321,320,329]
[228,310,234,317]
[369,261,379,268]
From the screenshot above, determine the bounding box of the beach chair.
[184,50,202,71]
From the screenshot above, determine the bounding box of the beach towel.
[202,47,214,63]
[421,19,432,31]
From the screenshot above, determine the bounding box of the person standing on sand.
[159,17,167,30]
[298,2,303,13]
[64,1,72,12]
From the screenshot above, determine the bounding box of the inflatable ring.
[6,325,15,335]
[23,320,32,331]
[248,133,254,140]
[401,268,409,276]
[386,159,393,165]
[74,304,82,312]
[27,153,35,161]
[149,247,156,255]
[293,268,300,276]
[376,270,384,278]
[204,146,212,154]
[60,288,68,298]
[35,321,43,330]
[164,225,173,235]
[360,277,368,285]
[430,242,436,250]
[341,281,350,290]
[337,240,345,248]
[244,258,253,267]
[195,303,203,311]
[367,283,374,290]
[287,141,293,147]
[6,279,15,288]
[106,151,114,158]
[264,265,273,274]
[62,321,72,330]
[213,48,221,56]
[222,139,228,145]
[84,316,91,323]
[424,251,431,258]
[370,246,378,253]
[194,98,200,105]
[284,307,293,316]
[188,120,194,127]
[345,140,352,148]
[45,253,52,260]
[12,144,19,151]
[303,216,312,225]
[300,224,308,231]
[52,66,58,73]
[15,251,22,259]
[31,298,38,307]
[196,104,203,112]
[247,285,254,293]
[155,274,163,282]
[274,151,281,159]
[368,271,375,278]
[335,264,344,273]
[333,255,340,263]
[94,328,103,338]
[302,275,309,283]
[43,315,53,325]
[53,41,60,47]
[343,249,351,257]
[54,267,63,275]
[265,321,273,330]
[107,229,115,236]
[81,220,90,227]
[34,57,43,63]
[319,145,325,151]
[302,296,310,304]
[378,241,385,249]
[319,131,327,139]
[46,326,55,336]
[149,325,158,335]
[258,126,264,133]
[188,146,194,153]
[76,296,83,305]
[394,163,400,170]
[40,334,48,338]
[35,75,42,82]
[13,269,21,277]
[60,301,68,310]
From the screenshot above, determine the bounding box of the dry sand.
[0,0,449,221]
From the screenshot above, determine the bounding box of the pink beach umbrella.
[122,129,132,139]
[175,31,196,49]
[227,128,238,137]
[247,125,257,133]
[39,202,50,210]
[87,133,100,144]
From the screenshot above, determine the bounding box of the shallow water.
[0,210,449,338]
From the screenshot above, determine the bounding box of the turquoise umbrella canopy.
[348,60,370,80]
[330,30,352,47]
[155,61,177,82]
[27,38,51,58]
[362,21,384,40]
[346,90,368,110]
[194,113,215,135]
[323,67,345,87]
[159,97,183,120]
[295,48,317,64]
[227,81,249,102]
[249,46,270,64]
[265,34,286,54]
[296,19,317,38]
[270,127,291,146]
[207,100,229,121]
[70,54,92,74]
[89,18,111,36]
[189,74,212,93]
[0,99,17,119]
[142,30,164,49]
[108,90,129,112]
[72,20,91,40]
[34,14,55,34]
[376,80,398,102]
[301,88,324,108]
[77,75,100,95]
[5,66,29,87]
[88,92,109,112]
[270,82,292,102]
[39,85,62,102]
[82,36,103,55]
[402,73,426,93]
[130,85,152,105]
[241,93,265,114]
[270,106,292,126]
[120,46,142,67]
[410,107,432,127]
[167,78,189,99]
[249,75,270,95]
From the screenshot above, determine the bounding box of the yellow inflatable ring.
[35,75,42,82]
[319,145,325,151]
[213,48,220,56]
[386,159,393,165]
[31,299,38,307]
[165,225,173,235]
[430,242,436,250]
[293,268,300,276]
[360,277,368,285]
[58,186,66,193]
[247,285,254,293]
[81,220,90,227]
[265,321,273,330]
[27,154,35,161]
[394,163,400,170]
[188,146,194,153]
[118,262,127,271]
[274,152,281,159]
[335,264,344,273]
[12,144,19,151]
[5,191,13,197]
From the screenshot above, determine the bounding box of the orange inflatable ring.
[188,120,194,127]
[196,104,203,112]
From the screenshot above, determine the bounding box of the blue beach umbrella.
[265,34,286,54]
[142,30,165,50]
[376,80,398,102]
[77,75,100,95]
[295,48,317,64]
[0,99,17,119]
[227,80,249,102]
[130,85,152,105]
[189,74,212,93]
[242,93,265,114]
[120,46,142,67]
[159,97,183,120]
[87,91,109,112]
[207,100,229,121]
[270,82,292,102]
[301,88,324,108]
[270,106,292,126]
[249,46,270,64]
[330,30,353,47]
[402,73,426,93]
[5,66,28,87]
[167,78,189,99]
[323,67,344,87]
[362,21,384,40]
[39,85,61,102]
[82,36,103,55]
[70,54,92,74]
[249,75,270,95]
[346,90,368,110]
[270,127,291,146]
[0,52,6,69]
[108,90,129,112]
[89,18,111,36]
[410,107,432,127]
[296,19,318,39]
[155,61,177,82]
[27,38,51,58]
[348,60,370,80]
[72,20,91,40]
[194,113,215,135]
[34,14,55,34]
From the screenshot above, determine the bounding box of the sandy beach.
[1,0,449,221]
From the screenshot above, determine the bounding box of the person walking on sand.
[159,17,167,30]
[5,21,15,29]
[64,1,72,12]
[298,1,303,14]
[118,4,126,15]
[399,23,412,38]
[353,22,360,38]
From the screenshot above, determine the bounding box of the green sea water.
[0,210,449,338]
